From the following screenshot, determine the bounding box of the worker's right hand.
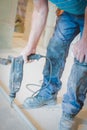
[21,46,36,63]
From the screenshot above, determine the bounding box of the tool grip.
[27,54,43,61]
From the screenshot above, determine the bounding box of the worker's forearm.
[82,6,87,41]
[27,1,48,50]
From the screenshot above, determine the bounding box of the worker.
[21,0,87,130]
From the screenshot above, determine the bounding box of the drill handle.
[27,54,43,61]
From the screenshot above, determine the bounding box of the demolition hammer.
[0,54,44,106]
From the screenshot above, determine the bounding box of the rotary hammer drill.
[0,54,44,106]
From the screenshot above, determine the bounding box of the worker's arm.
[73,6,87,63]
[22,0,48,62]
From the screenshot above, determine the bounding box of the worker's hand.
[21,46,36,63]
[73,38,87,63]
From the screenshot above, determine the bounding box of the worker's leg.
[63,60,87,117]
[59,13,85,130]
[59,60,87,130]
[23,12,80,108]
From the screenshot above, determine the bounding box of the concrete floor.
[0,87,36,130]
[0,36,87,130]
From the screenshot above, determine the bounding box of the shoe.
[23,82,58,108]
[58,114,74,130]
[23,77,60,108]
[23,94,57,108]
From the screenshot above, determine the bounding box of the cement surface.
[0,88,32,130]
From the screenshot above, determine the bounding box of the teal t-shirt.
[49,0,87,15]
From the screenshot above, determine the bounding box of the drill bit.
[10,98,14,108]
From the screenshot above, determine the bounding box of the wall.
[0,0,57,49]
[0,0,18,48]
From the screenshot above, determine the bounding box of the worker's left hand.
[73,38,87,63]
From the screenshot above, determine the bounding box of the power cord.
[26,55,52,97]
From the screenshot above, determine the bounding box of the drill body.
[0,54,43,105]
